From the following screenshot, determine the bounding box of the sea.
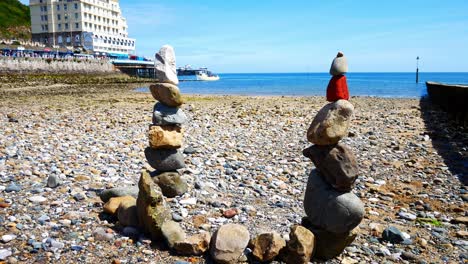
[136,72,468,98]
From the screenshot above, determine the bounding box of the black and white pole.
[416,56,420,83]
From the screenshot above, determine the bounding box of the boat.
[426,81,468,121]
[177,65,220,81]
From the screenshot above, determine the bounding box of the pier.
[112,59,155,79]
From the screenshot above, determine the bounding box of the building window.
[44,15,48,21]
[41,25,45,31]
[43,6,47,12]
[57,14,61,20]
[75,23,79,29]
[64,4,67,11]
[58,24,62,30]
[74,3,78,9]
[65,23,69,30]
[75,13,78,19]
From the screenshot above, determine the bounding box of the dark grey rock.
[99,186,139,203]
[145,147,185,172]
[5,183,21,192]
[46,175,61,188]
[303,143,358,191]
[382,226,405,244]
[152,102,187,126]
[303,169,364,234]
[183,146,196,154]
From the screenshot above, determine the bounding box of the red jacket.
[327,75,349,102]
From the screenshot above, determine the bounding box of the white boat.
[177,65,220,81]
[196,70,220,81]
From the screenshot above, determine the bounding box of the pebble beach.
[0,80,467,263]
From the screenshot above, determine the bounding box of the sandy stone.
[210,224,250,264]
[280,225,315,264]
[161,220,186,248]
[117,198,139,227]
[173,232,211,256]
[103,196,136,215]
[249,232,286,262]
[307,100,354,145]
[148,125,183,149]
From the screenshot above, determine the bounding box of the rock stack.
[302,52,365,260]
[145,44,188,198]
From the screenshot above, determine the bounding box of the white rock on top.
[329,51,348,76]
[155,45,179,85]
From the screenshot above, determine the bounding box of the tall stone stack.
[302,52,365,260]
[145,45,188,198]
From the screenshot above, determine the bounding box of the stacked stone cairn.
[301,52,365,260]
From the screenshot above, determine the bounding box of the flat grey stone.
[152,102,187,126]
[99,186,139,203]
[145,147,185,172]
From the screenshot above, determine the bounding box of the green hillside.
[0,0,31,40]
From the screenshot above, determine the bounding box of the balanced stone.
[145,148,185,172]
[148,125,183,149]
[249,232,286,262]
[99,186,139,203]
[149,83,184,107]
[303,143,358,191]
[155,45,179,85]
[303,170,364,234]
[280,225,315,264]
[210,224,250,264]
[117,198,139,227]
[329,51,348,76]
[103,196,136,215]
[308,224,358,260]
[173,232,211,256]
[307,100,354,145]
[153,102,187,126]
[153,172,188,198]
[136,171,171,241]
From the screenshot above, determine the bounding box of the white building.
[30,0,136,55]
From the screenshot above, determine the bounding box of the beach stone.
[303,143,358,191]
[155,44,179,85]
[382,226,405,244]
[249,232,286,262]
[210,224,250,264]
[149,83,184,107]
[152,102,187,126]
[329,51,348,76]
[313,227,358,260]
[161,220,186,248]
[280,225,314,264]
[99,186,139,203]
[0,249,12,260]
[93,227,114,241]
[173,232,211,256]
[307,100,354,145]
[303,170,364,234]
[28,196,47,203]
[145,148,185,172]
[148,125,183,149]
[2,234,16,243]
[117,198,139,227]
[137,170,171,241]
[153,172,188,198]
[46,175,61,188]
[103,196,136,215]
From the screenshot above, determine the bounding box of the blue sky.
[21,0,468,73]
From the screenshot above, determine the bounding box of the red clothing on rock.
[326,75,349,102]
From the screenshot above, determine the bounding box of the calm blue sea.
[137,72,468,98]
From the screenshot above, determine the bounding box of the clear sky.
[21,0,468,73]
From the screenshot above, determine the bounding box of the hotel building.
[29,0,136,55]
